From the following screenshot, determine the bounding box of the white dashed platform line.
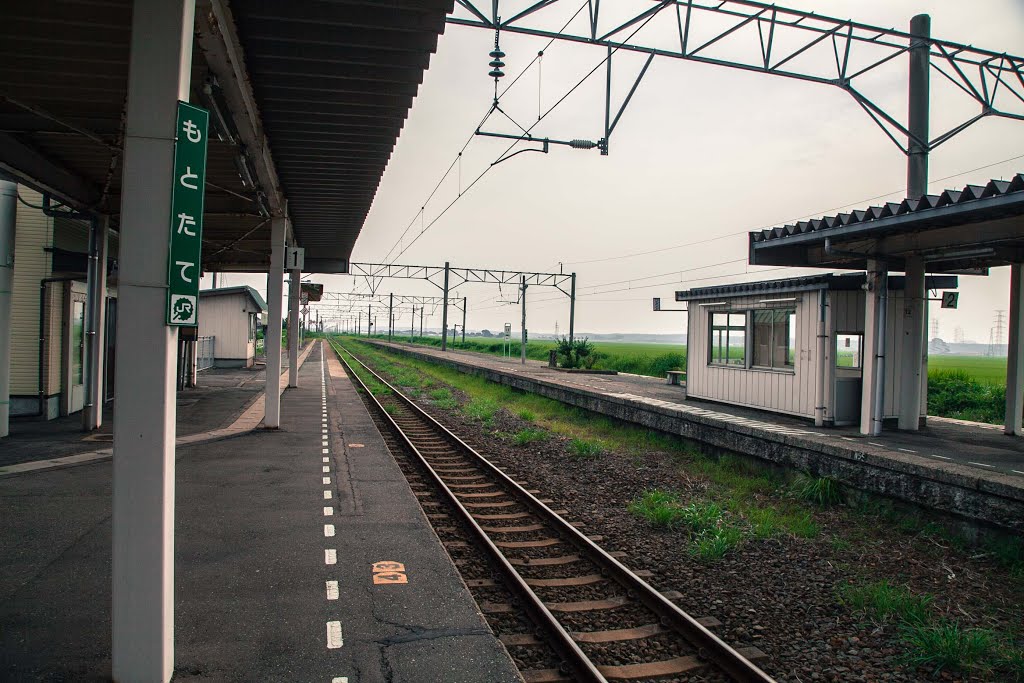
[868,442,886,448]
[324,506,334,516]
[326,581,339,600]
[322,448,330,454]
[1013,470,1024,475]
[323,456,329,463]
[322,465,330,473]
[332,677,349,683]
[323,476,331,484]
[929,454,952,460]
[897,448,917,453]
[325,549,337,565]
[327,621,343,648]
[324,524,335,537]
[324,490,332,500]
[968,461,995,468]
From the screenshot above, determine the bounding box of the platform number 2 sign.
[941,291,959,309]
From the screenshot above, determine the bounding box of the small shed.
[198,286,267,368]
[677,273,956,427]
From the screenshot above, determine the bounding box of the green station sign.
[166,101,209,326]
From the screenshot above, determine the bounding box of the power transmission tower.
[994,310,1007,355]
[929,317,939,340]
[953,326,965,344]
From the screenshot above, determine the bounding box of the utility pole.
[521,275,527,365]
[419,306,424,338]
[358,311,361,336]
[388,292,393,342]
[441,261,450,351]
[569,272,576,345]
[410,306,415,342]
[462,296,467,344]
[367,304,372,338]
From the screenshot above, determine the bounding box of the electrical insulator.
[489,29,505,80]
[569,139,597,149]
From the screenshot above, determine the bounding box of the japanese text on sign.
[167,101,209,326]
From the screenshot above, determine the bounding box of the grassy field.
[928,355,1006,384]
[369,335,1012,425]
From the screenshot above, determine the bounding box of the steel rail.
[329,338,777,683]
[327,338,604,682]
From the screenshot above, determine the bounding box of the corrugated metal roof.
[751,174,1024,245]
[675,273,958,301]
[0,0,451,271]
[200,284,267,311]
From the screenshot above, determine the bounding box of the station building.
[198,285,266,368]
[6,187,118,420]
[679,175,1024,437]
[678,272,956,427]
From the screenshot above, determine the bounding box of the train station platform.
[0,340,520,682]
[371,341,1024,533]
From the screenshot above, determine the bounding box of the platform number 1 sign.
[167,101,209,326]
[941,291,959,309]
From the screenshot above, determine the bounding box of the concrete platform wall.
[373,342,1024,534]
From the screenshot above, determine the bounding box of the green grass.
[792,474,844,506]
[516,409,536,422]
[569,438,603,459]
[902,622,997,676]
[513,428,547,446]
[692,527,743,560]
[929,355,1007,384]
[465,398,500,423]
[928,368,1007,424]
[628,490,688,529]
[428,387,458,410]
[840,580,933,625]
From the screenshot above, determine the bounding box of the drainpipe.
[814,289,828,427]
[0,180,15,437]
[37,276,78,418]
[872,272,889,435]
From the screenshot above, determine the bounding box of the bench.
[665,370,685,386]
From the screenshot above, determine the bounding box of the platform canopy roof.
[749,175,1024,275]
[0,0,452,272]
[675,272,958,302]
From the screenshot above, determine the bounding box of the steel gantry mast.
[449,0,1024,158]
[346,262,576,352]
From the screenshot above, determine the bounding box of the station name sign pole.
[167,101,209,326]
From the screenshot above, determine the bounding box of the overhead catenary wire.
[389,5,668,264]
[560,151,1024,267]
[373,0,591,268]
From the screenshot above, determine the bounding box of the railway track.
[328,338,776,683]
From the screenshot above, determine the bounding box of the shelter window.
[709,312,746,366]
[248,313,256,341]
[753,309,795,370]
[836,333,862,369]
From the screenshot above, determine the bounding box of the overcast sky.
[215,0,1024,344]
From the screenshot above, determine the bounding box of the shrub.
[927,369,1005,424]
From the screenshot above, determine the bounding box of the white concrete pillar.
[111,1,194,680]
[814,289,828,428]
[288,267,300,388]
[84,216,109,430]
[1006,263,1024,436]
[0,180,16,438]
[860,261,887,436]
[898,257,926,430]
[265,217,286,428]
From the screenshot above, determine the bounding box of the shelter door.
[833,333,863,426]
[67,293,86,414]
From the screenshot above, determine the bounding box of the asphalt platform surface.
[0,340,520,682]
